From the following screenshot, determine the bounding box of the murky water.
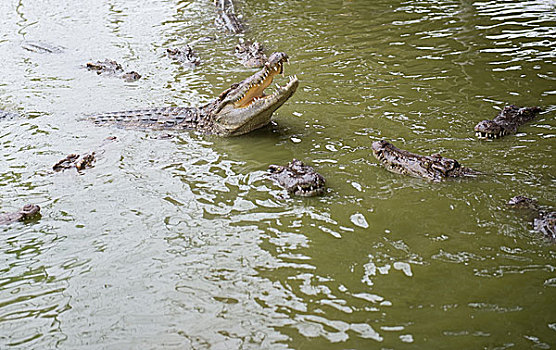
[1,0,555,348]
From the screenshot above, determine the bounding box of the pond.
[1,0,555,348]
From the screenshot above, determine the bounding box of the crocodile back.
[88,107,206,130]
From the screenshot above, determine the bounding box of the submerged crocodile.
[507,196,555,240]
[235,39,267,68]
[86,59,141,82]
[268,159,326,197]
[22,41,64,54]
[52,136,117,172]
[474,105,542,139]
[0,204,41,225]
[214,0,244,34]
[167,46,201,68]
[53,153,96,172]
[371,140,476,182]
[88,52,298,136]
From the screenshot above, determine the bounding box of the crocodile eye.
[431,164,446,174]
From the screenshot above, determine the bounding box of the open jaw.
[290,179,325,197]
[233,57,291,108]
[215,52,299,136]
[474,120,505,139]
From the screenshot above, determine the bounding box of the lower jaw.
[228,115,272,136]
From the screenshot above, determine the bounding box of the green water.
[1,0,555,348]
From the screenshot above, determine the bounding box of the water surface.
[1,0,555,348]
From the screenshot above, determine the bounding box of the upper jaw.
[209,52,298,136]
[220,52,290,108]
[475,130,505,139]
[474,120,504,139]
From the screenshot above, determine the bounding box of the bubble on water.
[393,262,413,277]
[350,213,369,228]
[400,334,414,343]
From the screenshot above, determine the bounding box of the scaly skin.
[167,46,201,68]
[235,39,267,68]
[371,140,476,182]
[53,153,96,172]
[86,59,141,82]
[474,105,542,139]
[268,159,326,197]
[0,204,41,225]
[88,52,299,136]
[214,0,244,33]
[507,196,555,241]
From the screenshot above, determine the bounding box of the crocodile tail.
[88,107,201,129]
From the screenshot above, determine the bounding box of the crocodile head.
[507,195,539,210]
[268,159,326,197]
[206,52,299,136]
[235,39,268,68]
[371,140,475,182]
[474,119,505,139]
[20,204,41,218]
[474,105,542,139]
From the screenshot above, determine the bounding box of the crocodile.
[167,46,201,68]
[371,140,477,182]
[0,204,41,225]
[268,159,326,197]
[235,39,267,68]
[214,0,244,34]
[474,105,542,139]
[53,153,96,172]
[22,41,64,54]
[52,136,117,172]
[86,59,141,82]
[88,52,298,137]
[507,196,555,240]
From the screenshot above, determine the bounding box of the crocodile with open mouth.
[474,105,542,139]
[0,204,41,225]
[371,140,477,182]
[507,195,555,240]
[268,159,326,197]
[88,52,298,136]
